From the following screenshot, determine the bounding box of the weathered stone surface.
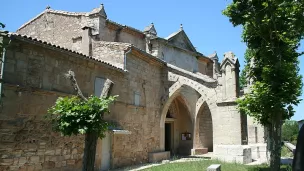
[214,145,252,164]
[0,3,268,171]
[191,148,208,155]
[207,164,221,171]
[148,152,170,163]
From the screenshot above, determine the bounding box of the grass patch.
[143,160,292,171]
[281,146,293,158]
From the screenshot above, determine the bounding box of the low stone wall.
[191,148,208,155]
[148,152,170,163]
[213,145,252,164]
[249,143,268,163]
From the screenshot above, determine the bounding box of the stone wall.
[213,104,242,145]
[0,39,125,170]
[0,88,84,171]
[247,116,265,144]
[117,31,145,51]
[161,44,199,73]
[91,41,129,69]
[17,12,83,50]
[17,10,146,55]
[110,54,164,168]
[0,39,165,170]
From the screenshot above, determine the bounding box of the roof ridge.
[106,19,144,35]
[48,9,87,16]
[165,30,182,40]
[16,8,103,32]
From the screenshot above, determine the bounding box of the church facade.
[0,4,266,171]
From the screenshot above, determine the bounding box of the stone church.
[0,4,266,171]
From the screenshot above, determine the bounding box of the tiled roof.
[106,19,144,35]
[167,64,217,83]
[9,33,126,72]
[17,8,145,36]
[165,30,181,40]
[7,33,215,83]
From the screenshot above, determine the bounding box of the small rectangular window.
[134,92,140,106]
[94,77,105,97]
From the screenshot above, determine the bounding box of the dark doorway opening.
[165,123,172,152]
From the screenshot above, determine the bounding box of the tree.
[47,71,117,171]
[282,120,299,144]
[239,49,254,89]
[0,22,6,56]
[0,22,4,29]
[223,1,304,170]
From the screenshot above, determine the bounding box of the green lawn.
[143,160,292,171]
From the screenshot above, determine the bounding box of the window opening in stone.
[94,77,105,97]
[134,92,140,106]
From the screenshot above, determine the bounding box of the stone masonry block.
[148,151,170,163]
[214,145,252,164]
[191,148,208,155]
[207,164,221,171]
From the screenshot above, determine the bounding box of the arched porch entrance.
[160,72,218,157]
[164,95,193,156]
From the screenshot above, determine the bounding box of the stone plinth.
[207,164,221,171]
[249,143,268,163]
[214,145,252,164]
[191,148,208,155]
[148,151,170,163]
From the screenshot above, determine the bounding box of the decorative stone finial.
[224,51,235,59]
[209,51,219,61]
[46,5,51,10]
[143,23,157,36]
[180,24,183,31]
[98,3,107,18]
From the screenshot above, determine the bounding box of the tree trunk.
[269,114,282,171]
[82,132,98,171]
[66,71,114,171]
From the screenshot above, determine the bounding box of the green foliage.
[224,0,304,125]
[239,69,247,89]
[281,145,293,158]
[47,95,117,138]
[282,120,299,143]
[0,22,6,56]
[0,22,4,29]
[240,49,256,89]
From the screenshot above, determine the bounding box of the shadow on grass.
[248,164,292,171]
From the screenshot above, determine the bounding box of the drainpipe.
[124,47,132,70]
[0,34,11,103]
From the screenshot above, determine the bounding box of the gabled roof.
[220,51,240,69]
[143,23,157,35]
[6,33,166,71]
[8,33,125,72]
[208,52,219,61]
[165,27,197,52]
